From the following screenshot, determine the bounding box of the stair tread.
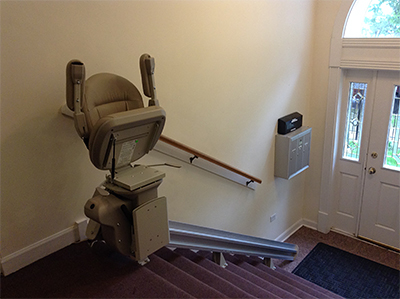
[226,254,320,299]
[1,242,194,298]
[197,250,300,298]
[155,247,256,298]
[245,255,344,299]
[67,263,195,298]
[275,267,344,299]
[175,248,281,299]
[145,252,228,298]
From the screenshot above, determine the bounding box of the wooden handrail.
[159,135,262,184]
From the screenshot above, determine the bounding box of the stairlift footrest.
[132,196,170,262]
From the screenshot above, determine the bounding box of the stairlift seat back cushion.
[83,73,144,134]
[89,106,166,170]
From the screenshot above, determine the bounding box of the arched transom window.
[344,0,400,37]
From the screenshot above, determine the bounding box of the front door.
[358,71,400,249]
[334,69,399,249]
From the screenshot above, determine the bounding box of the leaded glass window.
[384,85,400,170]
[343,82,368,161]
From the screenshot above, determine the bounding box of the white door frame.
[318,0,400,234]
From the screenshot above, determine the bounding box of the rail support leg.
[212,252,228,268]
[137,257,150,266]
[263,257,276,270]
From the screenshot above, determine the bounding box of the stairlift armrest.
[140,54,158,105]
[73,111,88,139]
[66,60,89,139]
[66,60,85,111]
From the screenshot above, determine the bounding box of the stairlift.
[66,54,170,264]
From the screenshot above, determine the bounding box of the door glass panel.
[383,85,400,171]
[343,82,368,161]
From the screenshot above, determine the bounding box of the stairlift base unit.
[85,193,134,256]
[84,192,170,261]
[84,166,169,260]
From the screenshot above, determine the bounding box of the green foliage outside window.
[363,0,400,37]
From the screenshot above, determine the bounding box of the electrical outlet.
[270,213,277,223]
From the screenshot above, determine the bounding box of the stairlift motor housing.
[66,54,170,263]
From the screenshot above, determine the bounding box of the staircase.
[1,242,344,298]
[139,246,344,299]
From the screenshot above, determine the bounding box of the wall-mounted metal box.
[274,126,312,179]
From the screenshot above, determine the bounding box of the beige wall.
[1,0,342,260]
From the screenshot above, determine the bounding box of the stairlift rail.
[168,221,298,262]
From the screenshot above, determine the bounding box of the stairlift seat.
[83,73,144,135]
[66,55,170,263]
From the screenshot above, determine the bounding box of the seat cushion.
[83,73,144,133]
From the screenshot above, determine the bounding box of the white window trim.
[318,0,400,233]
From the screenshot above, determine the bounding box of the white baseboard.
[301,218,318,231]
[1,219,88,276]
[275,218,317,242]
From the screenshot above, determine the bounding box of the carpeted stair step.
[154,247,256,298]
[274,267,344,299]
[0,242,194,299]
[174,248,280,298]
[197,250,299,298]
[66,261,195,299]
[144,252,228,298]
[244,255,344,299]
[223,253,320,299]
[197,249,342,299]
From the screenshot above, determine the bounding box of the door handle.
[368,167,376,174]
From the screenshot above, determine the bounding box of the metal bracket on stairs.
[212,252,228,268]
[168,221,298,263]
[263,257,276,270]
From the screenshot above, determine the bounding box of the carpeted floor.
[273,226,400,273]
[292,242,400,299]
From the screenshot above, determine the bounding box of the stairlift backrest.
[83,73,144,134]
[66,59,166,171]
[66,61,145,143]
